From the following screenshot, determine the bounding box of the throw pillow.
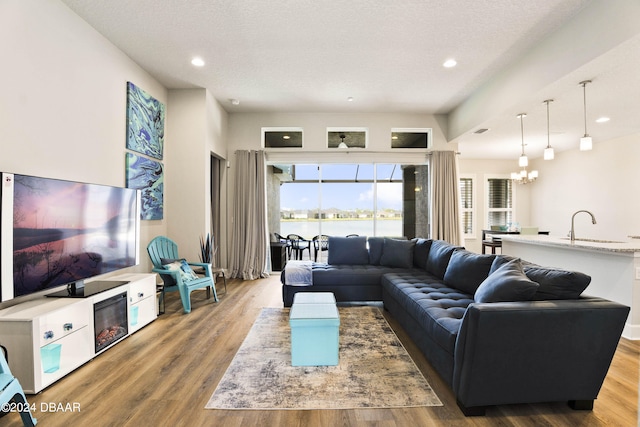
[488,254,518,274]
[413,238,432,269]
[443,250,495,294]
[380,238,415,268]
[523,265,591,300]
[425,240,460,279]
[327,236,369,265]
[367,237,385,265]
[474,258,539,303]
[163,259,199,283]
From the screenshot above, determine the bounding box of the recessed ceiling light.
[347,97,354,102]
[191,57,205,67]
[595,117,610,123]
[443,59,457,68]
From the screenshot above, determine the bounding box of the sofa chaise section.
[381,272,472,385]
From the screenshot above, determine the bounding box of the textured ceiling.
[60,0,640,159]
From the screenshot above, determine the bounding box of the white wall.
[228,112,450,154]
[165,89,228,263]
[205,91,230,265]
[529,133,640,241]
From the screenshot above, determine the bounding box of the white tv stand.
[0,273,156,393]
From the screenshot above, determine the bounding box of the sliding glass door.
[278,164,319,238]
[270,162,427,251]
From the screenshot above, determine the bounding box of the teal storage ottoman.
[292,292,336,305]
[289,303,340,366]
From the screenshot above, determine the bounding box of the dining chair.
[482,227,503,254]
[312,235,330,262]
[520,226,539,235]
[0,345,37,426]
[147,236,218,314]
[287,234,310,260]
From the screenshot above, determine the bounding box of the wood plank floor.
[5,274,638,426]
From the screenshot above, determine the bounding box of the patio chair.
[0,345,37,426]
[287,234,310,260]
[312,234,329,262]
[147,236,218,314]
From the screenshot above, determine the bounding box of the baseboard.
[622,322,640,340]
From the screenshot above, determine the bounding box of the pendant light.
[517,113,528,167]
[337,134,348,149]
[579,80,593,151]
[511,113,538,184]
[543,99,554,160]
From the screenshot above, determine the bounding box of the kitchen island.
[500,235,640,340]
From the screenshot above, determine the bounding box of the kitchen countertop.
[499,234,640,254]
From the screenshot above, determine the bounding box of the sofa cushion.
[328,236,369,265]
[426,240,459,279]
[493,255,592,300]
[310,263,419,286]
[444,250,495,294]
[474,258,539,303]
[368,237,385,265]
[380,238,415,268]
[413,238,432,269]
[489,254,518,274]
[523,265,591,300]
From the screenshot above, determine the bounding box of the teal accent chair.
[0,345,37,426]
[147,236,218,314]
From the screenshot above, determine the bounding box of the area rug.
[205,306,442,410]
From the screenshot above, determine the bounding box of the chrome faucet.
[569,210,597,241]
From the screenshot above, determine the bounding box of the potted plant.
[199,233,217,264]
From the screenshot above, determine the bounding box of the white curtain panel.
[430,151,463,245]
[229,150,270,280]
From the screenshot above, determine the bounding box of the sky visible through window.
[280,164,403,211]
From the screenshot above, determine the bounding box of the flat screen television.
[1,172,140,302]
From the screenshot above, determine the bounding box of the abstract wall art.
[126,82,165,160]
[126,152,164,220]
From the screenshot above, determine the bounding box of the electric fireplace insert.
[94,292,128,353]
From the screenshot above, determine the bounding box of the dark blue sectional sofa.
[280,236,630,415]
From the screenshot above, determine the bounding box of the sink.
[560,237,625,244]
